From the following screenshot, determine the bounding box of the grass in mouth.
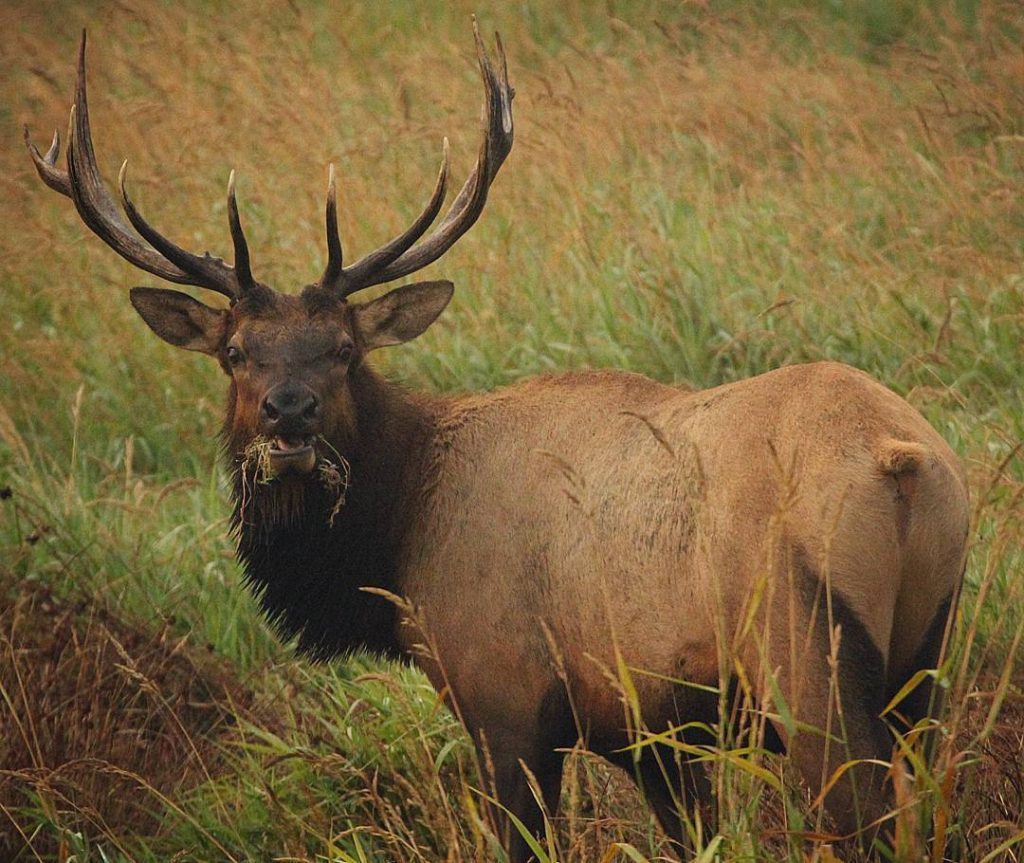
[240,436,276,485]
[238,435,350,527]
[318,455,351,527]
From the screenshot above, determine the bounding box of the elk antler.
[25,31,256,302]
[27,24,513,304]
[318,17,515,299]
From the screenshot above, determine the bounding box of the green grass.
[1,0,1022,860]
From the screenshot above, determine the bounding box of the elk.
[29,27,969,861]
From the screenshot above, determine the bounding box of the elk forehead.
[229,291,354,367]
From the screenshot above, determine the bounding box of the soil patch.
[0,577,258,858]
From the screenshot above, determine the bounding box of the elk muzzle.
[261,382,321,476]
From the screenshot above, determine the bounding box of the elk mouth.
[268,436,317,476]
[237,434,350,528]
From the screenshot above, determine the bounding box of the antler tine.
[331,140,450,297]
[25,127,73,197]
[28,30,251,301]
[227,170,256,293]
[115,161,245,301]
[332,19,513,297]
[321,163,344,289]
[25,35,179,279]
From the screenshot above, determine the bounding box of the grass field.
[1,0,1022,860]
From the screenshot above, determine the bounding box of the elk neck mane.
[228,363,443,661]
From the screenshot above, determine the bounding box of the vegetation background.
[0,0,1021,860]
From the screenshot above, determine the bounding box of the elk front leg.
[474,727,565,863]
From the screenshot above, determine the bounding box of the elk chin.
[234,432,349,535]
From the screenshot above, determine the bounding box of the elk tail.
[874,437,930,545]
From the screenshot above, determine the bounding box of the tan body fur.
[398,361,968,851]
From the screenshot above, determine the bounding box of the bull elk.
[28,26,969,861]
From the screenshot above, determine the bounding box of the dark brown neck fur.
[230,364,439,660]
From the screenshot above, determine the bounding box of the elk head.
[27,26,513,500]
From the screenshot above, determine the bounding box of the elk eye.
[337,344,354,364]
[226,346,243,366]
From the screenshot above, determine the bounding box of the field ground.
[1,0,1022,860]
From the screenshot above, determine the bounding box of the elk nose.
[261,383,320,432]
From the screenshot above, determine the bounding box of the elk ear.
[129,287,228,355]
[354,280,454,351]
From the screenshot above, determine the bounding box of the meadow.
[0,0,1022,860]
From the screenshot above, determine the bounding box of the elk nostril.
[303,396,319,421]
[262,399,280,422]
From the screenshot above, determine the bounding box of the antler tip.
[437,137,451,186]
[117,159,132,205]
[471,15,485,53]
[22,125,42,162]
[77,30,88,73]
[224,170,254,291]
[495,30,507,67]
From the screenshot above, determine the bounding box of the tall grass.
[1,0,1022,860]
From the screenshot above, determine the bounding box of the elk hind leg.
[887,593,956,732]
[772,567,893,844]
[885,591,958,780]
